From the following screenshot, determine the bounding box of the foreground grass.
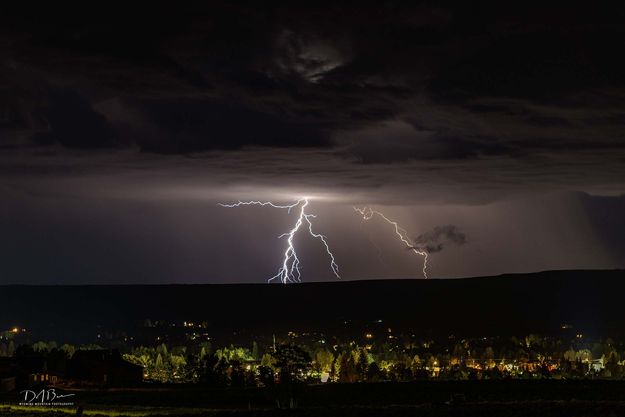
[4,402,625,417]
[0,404,207,417]
[3,380,625,417]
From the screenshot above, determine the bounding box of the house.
[0,357,18,377]
[29,371,59,386]
[0,356,60,389]
[0,376,16,393]
[0,357,18,392]
[68,349,142,386]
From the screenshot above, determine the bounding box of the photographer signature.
[20,388,75,403]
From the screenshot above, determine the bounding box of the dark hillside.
[1,270,623,343]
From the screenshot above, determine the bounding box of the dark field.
[3,380,625,417]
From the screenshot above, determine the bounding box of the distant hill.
[1,270,624,343]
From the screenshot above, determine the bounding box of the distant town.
[2,272,625,395]
[2,318,624,393]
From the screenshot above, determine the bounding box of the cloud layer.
[1,3,624,181]
[1,3,625,283]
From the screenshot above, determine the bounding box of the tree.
[576,349,592,363]
[410,354,423,376]
[169,354,187,380]
[366,362,385,382]
[564,349,576,362]
[261,353,275,368]
[60,344,76,358]
[32,341,49,353]
[78,344,104,351]
[313,348,334,375]
[14,344,34,357]
[199,341,212,358]
[484,346,495,368]
[604,353,624,379]
[155,353,164,370]
[272,344,312,383]
[270,344,311,409]
[252,341,259,360]
[355,348,369,380]
[258,365,275,386]
[124,352,152,370]
[485,365,503,380]
[152,352,171,382]
[229,359,246,387]
[156,343,168,357]
[198,354,223,386]
[338,352,358,383]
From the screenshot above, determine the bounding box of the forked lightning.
[354,206,429,278]
[219,198,339,284]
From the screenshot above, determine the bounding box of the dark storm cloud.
[1,2,625,203]
[414,225,467,254]
[127,98,331,153]
[31,88,116,148]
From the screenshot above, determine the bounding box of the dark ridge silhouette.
[1,269,623,343]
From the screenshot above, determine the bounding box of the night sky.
[1,3,624,284]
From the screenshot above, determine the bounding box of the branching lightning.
[354,206,429,278]
[219,198,340,284]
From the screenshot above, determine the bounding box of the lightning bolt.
[354,206,429,278]
[219,198,340,284]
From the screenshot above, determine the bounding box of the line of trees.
[118,338,625,384]
[5,334,625,384]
